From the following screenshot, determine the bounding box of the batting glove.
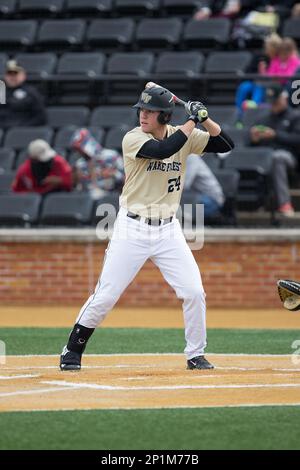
[185,101,208,123]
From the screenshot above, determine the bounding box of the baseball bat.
[145,81,208,120]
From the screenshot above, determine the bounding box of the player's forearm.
[201,118,221,136]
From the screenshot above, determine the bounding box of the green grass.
[1,407,300,450]
[0,327,300,355]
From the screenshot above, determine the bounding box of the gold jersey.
[120,125,210,219]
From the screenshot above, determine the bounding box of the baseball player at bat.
[60,84,234,371]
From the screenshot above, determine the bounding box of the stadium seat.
[183,18,231,49]
[155,51,204,76]
[282,18,300,44]
[207,106,237,128]
[40,192,94,226]
[103,126,129,152]
[205,51,252,74]
[212,169,240,225]
[0,0,17,18]
[0,53,8,75]
[36,19,86,51]
[46,106,90,128]
[4,127,53,150]
[0,172,15,193]
[242,108,267,128]
[105,52,155,104]
[15,53,57,77]
[223,127,248,148]
[0,193,41,226]
[202,153,220,171]
[57,52,105,77]
[135,18,182,50]
[223,147,274,211]
[0,148,16,173]
[154,51,204,100]
[0,20,37,51]
[55,52,106,105]
[66,0,113,17]
[18,0,65,17]
[114,0,160,17]
[87,19,135,51]
[90,106,137,129]
[54,126,104,150]
[162,0,203,17]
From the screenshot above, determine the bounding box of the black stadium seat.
[155,51,204,100]
[57,52,106,77]
[114,0,160,17]
[0,193,41,226]
[87,18,135,51]
[136,18,182,50]
[18,0,65,17]
[0,53,8,75]
[155,51,204,76]
[210,169,240,225]
[15,53,57,77]
[0,20,37,51]
[0,172,15,193]
[207,106,236,128]
[0,0,17,18]
[40,193,94,226]
[162,0,203,16]
[103,126,129,152]
[36,19,86,51]
[223,147,274,211]
[66,0,113,17]
[90,106,137,129]
[0,148,16,173]
[4,127,53,150]
[205,51,252,74]
[169,106,187,126]
[183,18,231,49]
[106,52,155,104]
[282,18,300,45]
[46,106,90,128]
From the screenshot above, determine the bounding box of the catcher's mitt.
[277,279,300,311]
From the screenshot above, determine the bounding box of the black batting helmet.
[133,86,175,124]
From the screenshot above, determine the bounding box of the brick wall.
[1,239,299,307]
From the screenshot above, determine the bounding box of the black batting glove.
[185,101,208,123]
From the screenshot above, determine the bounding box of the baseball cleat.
[187,356,214,370]
[60,345,81,371]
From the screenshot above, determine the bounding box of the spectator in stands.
[0,60,46,129]
[292,3,300,17]
[266,37,300,83]
[249,83,300,217]
[193,1,270,20]
[71,128,124,200]
[12,139,72,194]
[235,33,282,124]
[183,154,225,219]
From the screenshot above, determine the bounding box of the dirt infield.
[1,306,300,329]
[1,354,300,412]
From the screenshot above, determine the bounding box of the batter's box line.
[41,380,300,391]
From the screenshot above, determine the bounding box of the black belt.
[127,211,173,226]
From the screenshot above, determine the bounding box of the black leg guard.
[67,323,95,354]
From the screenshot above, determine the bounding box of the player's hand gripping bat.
[145,81,208,121]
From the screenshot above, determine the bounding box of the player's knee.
[182,285,205,301]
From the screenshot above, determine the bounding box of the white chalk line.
[0,374,39,380]
[0,386,82,398]
[41,380,300,392]
[3,353,295,358]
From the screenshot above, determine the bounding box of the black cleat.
[187,356,214,370]
[60,345,81,371]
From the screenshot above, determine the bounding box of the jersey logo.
[141,92,152,103]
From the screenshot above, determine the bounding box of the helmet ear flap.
[158,112,171,125]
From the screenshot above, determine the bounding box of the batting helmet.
[133,86,175,124]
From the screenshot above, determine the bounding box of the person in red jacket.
[12,139,72,194]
